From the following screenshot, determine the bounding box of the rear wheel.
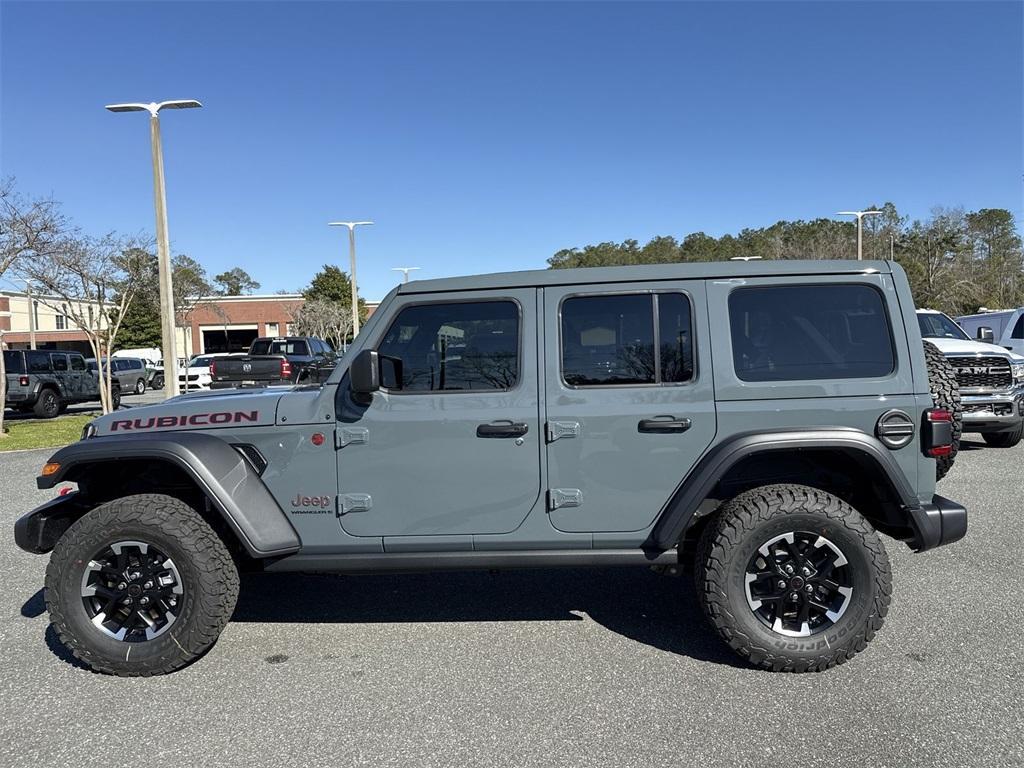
[695,484,891,672]
[32,388,61,419]
[44,493,239,676]
[134,378,146,395]
[982,424,1023,448]
[111,385,121,410]
[923,340,961,480]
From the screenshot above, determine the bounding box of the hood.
[89,387,286,437]
[924,337,1024,360]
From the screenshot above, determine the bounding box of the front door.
[543,282,717,533]
[336,289,542,537]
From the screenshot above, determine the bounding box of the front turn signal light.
[41,462,61,477]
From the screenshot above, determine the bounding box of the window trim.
[374,296,525,396]
[557,289,698,390]
[727,282,899,384]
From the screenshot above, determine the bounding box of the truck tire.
[44,493,239,676]
[923,340,961,480]
[694,484,891,673]
[152,373,165,390]
[111,385,122,411]
[33,388,61,419]
[982,424,1023,448]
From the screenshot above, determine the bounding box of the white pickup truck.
[917,309,1024,447]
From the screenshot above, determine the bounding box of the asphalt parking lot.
[1,435,1021,768]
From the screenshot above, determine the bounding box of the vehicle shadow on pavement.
[231,567,747,668]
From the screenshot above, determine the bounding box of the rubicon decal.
[109,410,260,431]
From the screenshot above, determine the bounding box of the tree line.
[549,203,1024,316]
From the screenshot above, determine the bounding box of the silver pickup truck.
[917,309,1024,447]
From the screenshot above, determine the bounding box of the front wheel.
[695,484,891,672]
[982,424,1023,448]
[152,374,165,390]
[44,494,239,676]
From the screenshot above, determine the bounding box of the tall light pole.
[106,99,202,398]
[837,210,882,260]
[391,266,421,283]
[328,221,373,337]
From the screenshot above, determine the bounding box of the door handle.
[638,416,692,434]
[476,421,529,438]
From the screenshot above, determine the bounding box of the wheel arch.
[649,428,926,552]
[29,433,299,559]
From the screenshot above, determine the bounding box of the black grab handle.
[477,421,529,438]
[638,416,692,434]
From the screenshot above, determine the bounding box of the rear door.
[543,282,717,533]
[66,354,88,399]
[336,290,542,538]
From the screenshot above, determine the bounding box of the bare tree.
[289,298,352,352]
[21,233,149,413]
[0,179,68,436]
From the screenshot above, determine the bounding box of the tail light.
[922,408,953,457]
[19,375,29,386]
[281,359,293,380]
[209,360,216,377]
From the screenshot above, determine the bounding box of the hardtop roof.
[397,259,894,294]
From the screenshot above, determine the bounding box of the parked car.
[3,349,120,418]
[177,353,244,392]
[86,357,148,395]
[208,336,338,388]
[917,309,1024,447]
[18,259,967,676]
[956,307,1024,355]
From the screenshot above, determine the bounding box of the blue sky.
[2,1,1021,300]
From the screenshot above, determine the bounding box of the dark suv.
[3,349,120,418]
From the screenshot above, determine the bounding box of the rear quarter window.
[3,351,25,374]
[26,350,51,373]
[729,284,895,382]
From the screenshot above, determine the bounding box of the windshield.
[918,313,969,341]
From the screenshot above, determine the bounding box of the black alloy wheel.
[79,540,184,642]
[744,530,854,637]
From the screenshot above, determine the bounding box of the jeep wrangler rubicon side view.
[15,260,967,676]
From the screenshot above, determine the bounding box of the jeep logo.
[291,493,332,508]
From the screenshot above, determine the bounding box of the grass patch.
[0,414,92,452]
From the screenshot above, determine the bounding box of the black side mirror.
[350,350,380,395]
[977,326,994,342]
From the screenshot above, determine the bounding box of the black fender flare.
[30,432,299,558]
[647,428,929,551]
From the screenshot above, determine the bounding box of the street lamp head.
[106,100,202,117]
[329,221,374,230]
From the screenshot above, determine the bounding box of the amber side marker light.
[41,462,61,477]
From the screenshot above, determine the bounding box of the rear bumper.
[908,494,968,552]
[4,390,37,406]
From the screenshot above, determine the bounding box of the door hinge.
[336,427,369,449]
[339,493,372,515]
[548,488,583,511]
[546,420,581,442]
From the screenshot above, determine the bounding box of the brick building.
[0,290,101,354]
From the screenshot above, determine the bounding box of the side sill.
[263,548,678,574]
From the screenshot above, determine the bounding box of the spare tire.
[923,340,961,481]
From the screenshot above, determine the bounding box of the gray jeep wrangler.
[15,260,967,676]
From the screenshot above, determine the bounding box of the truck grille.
[946,356,1012,389]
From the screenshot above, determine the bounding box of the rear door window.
[729,284,895,381]
[50,354,69,372]
[26,350,51,373]
[560,293,694,386]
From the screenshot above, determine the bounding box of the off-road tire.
[982,424,1023,448]
[134,378,146,395]
[111,385,121,411]
[33,387,61,419]
[44,493,239,676]
[695,484,892,673]
[152,374,165,390]
[923,340,961,480]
